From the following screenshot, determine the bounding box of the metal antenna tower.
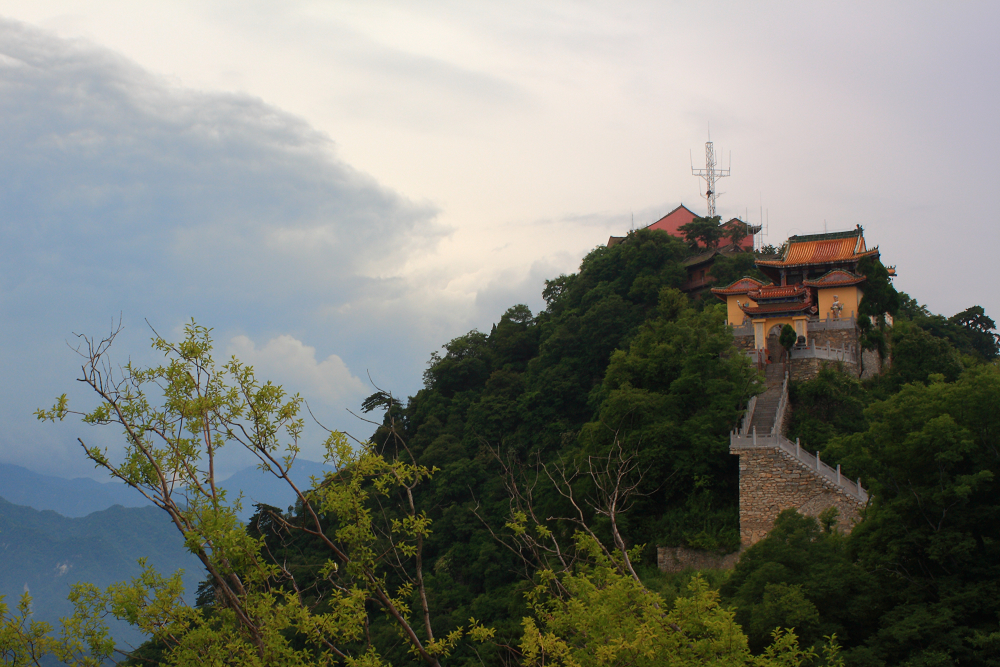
[691,135,730,217]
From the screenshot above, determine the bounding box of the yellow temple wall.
[753,316,800,348]
[726,295,749,325]
[763,317,796,338]
[817,286,861,320]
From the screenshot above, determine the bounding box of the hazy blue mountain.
[0,459,336,520]
[0,496,203,656]
[219,458,337,520]
[0,463,152,517]
[0,458,336,660]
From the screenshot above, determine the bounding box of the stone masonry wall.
[733,334,755,352]
[860,348,882,380]
[791,358,821,382]
[657,546,742,573]
[791,358,859,382]
[734,446,863,546]
[807,328,858,350]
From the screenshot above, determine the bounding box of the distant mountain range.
[0,458,337,659]
[0,496,203,656]
[0,463,152,517]
[0,459,336,520]
[216,458,337,520]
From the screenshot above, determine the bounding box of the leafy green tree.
[708,251,769,288]
[32,321,492,666]
[0,589,115,666]
[884,320,964,388]
[779,325,797,354]
[949,305,1000,360]
[12,315,839,667]
[721,511,878,655]
[786,366,868,453]
[758,244,779,257]
[678,215,724,249]
[856,257,900,355]
[723,219,750,248]
[520,535,841,667]
[894,293,999,363]
[579,288,761,550]
[828,367,1000,665]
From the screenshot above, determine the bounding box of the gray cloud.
[0,19,448,476]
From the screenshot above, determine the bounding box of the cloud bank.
[0,19,455,476]
[228,334,368,407]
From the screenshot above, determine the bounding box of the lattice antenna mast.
[691,138,730,217]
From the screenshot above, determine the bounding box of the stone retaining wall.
[791,358,859,382]
[733,445,863,546]
[656,546,742,573]
[808,328,858,350]
[861,348,883,380]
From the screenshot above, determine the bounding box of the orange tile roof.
[758,238,876,268]
[741,301,816,316]
[710,277,765,296]
[747,284,808,301]
[757,227,879,269]
[802,270,866,288]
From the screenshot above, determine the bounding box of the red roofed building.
[646,203,699,237]
[608,204,757,252]
[608,204,759,293]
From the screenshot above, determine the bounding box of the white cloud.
[3,4,1000,480]
[227,334,368,407]
[0,19,446,477]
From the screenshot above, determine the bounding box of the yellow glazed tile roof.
[758,236,878,268]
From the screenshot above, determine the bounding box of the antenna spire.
[691,133,730,217]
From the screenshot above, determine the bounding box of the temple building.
[712,226,895,354]
[608,203,757,252]
[607,203,760,294]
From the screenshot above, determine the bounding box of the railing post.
[753,426,757,446]
[816,450,820,471]
[796,438,800,457]
[837,464,842,484]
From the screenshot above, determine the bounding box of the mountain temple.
[711,225,895,354]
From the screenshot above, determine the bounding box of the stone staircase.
[730,351,869,545]
[748,363,785,435]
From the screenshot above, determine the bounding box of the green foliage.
[896,293,999,362]
[883,319,964,388]
[520,534,837,667]
[786,366,868,454]
[948,306,999,359]
[709,251,770,287]
[722,511,878,655]
[678,215,724,249]
[724,219,750,248]
[0,590,115,666]
[16,301,837,666]
[32,322,486,665]
[826,367,1000,666]
[856,257,900,354]
[758,244,779,256]
[580,289,760,548]
[22,228,1000,667]
[779,325,797,352]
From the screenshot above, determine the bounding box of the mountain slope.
[0,496,203,653]
[0,463,151,517]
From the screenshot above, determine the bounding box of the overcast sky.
[1,1,998,479]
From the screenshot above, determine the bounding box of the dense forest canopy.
[6,223,1000,666]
